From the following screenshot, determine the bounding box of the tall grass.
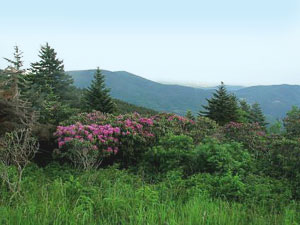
[0,164,299,225]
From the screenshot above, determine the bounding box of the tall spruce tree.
[185,110,195,120]
[238,99,252,123]
[1,46,37,125]
[84,68,115,113]
[250,102,267,128]
[1,46,27,100]
[28,43,73,104]
[200,82,239,125]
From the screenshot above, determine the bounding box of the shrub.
[141,135,195,179]
[189,116,220,143]
[54,112,157,168]
[187,172,292,207]
[222,122,267,154]
[261,137,300,199]
[193,138,254,176]
[0,128,39,195]
[186,172,246,201]
[55,112,218,168]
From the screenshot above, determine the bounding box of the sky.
[1,0,300,86]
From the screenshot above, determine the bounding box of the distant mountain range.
[68,69,300,122]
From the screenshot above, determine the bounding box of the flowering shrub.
[150,113,220,143]
[54,112,158,168]
[54,111,221,168]
[222,122,267,153]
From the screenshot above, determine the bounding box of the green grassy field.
[0,164,299,225]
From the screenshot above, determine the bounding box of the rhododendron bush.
[54,111,219,168]
[222,122,267,153]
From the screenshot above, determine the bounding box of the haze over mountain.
[68,69,300,121]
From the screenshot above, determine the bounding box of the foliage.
[28,43,74,102]
[190,116,220,143]
[0,128,39,197]
[0,165,299,225]
[83,68,115,113]
[250,102,268,128]
[200,82,240,125]
[268,119,283,135]
[283,105,300,138]
[222,122,267,153]
[26,43,75,124]
[2,44,300,224]
[0,46,28,101]
[142,135,195,178]
[38,85,78,125]
[185,110,195,120]
[193,138,254,176]
[55,112,158,168]
[114,99,157,115]
[260,137,300,199]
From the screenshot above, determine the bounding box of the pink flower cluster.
[54,123,121,154]
[54,113,159,157]
[165,114,195,125]
[139,118,154,126]
[55,112,201,160]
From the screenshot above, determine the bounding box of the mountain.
[68,70,213,115]
[235,85,300,120]
[114,99,158,115]
[68,69,300,120]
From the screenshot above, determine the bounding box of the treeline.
[0,44,156,127]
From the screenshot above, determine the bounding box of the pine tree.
[238,99,252,123]
[185,110,195,120]
[250,102,267,128]
[84,68,115,113]
[1,46,37,126]
[200,82,239,125]
[1,46,27,100]
[28,43,73,103]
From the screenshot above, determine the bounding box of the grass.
[0,164,299,225]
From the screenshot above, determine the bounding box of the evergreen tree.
[39,84,76,124]
[250,102,267,128]
[185,110,195,120]
[1,46,37,125]
[1,46,27,100]
[28,43,73,103]
[238,99,252,123]
[84,68,115,113]
[283,106,300,137]
[200,82,239,125]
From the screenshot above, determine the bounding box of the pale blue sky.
[1,0,300,86]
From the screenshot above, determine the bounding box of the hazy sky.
[1,0,300,86]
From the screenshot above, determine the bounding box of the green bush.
[222,122,267,153]
[141,135,195,179]
[186,172,292,208]
[260,137,300,199]
[192,138,254,176]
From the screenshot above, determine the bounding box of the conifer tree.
[84,68,115,113]
[238,99,252,123]
[250,102,267,128]
[185,110,195,120]
[1,46,37,125]
[200,82,239,125]
[28,43,73,103]
[1,46,27,100]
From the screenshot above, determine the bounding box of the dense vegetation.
[0,45,300,224]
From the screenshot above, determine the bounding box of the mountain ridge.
[67,69,300,120]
